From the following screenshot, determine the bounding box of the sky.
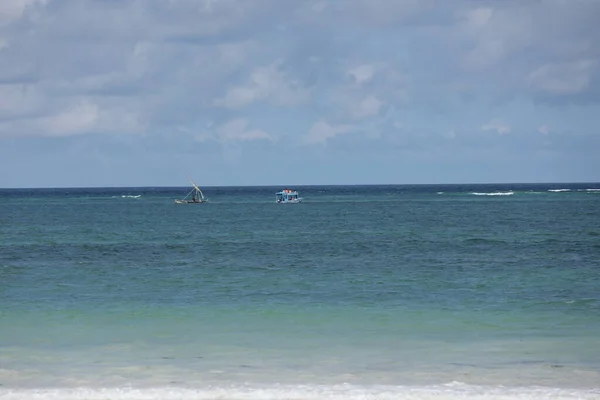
[0,0,599,188]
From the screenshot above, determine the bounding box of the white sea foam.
[470,192,514,196]
[548,189,571,192]
[1,384,599,400]
[584,189,600,192]
[121,195,141,198]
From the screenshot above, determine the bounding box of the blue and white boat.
[276,189,303,204]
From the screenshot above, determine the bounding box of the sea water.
[1,184,599,399]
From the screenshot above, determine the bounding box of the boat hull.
[277,198,303,204]
[174,199,207,204]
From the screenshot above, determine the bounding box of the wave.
[1,384,598,400]
[109,195,142,199]
[463,238,508,246]
[470,191,514,196]
[546,188,600,194]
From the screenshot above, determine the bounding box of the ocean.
[1,183,599,399]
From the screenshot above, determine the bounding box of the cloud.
[196,118,275,143]
[214,60,311,109]
[528,60,596,96]
[462,7,493,29]
[0,0,599,186]
[2,0,598,139]
[0,84,41,120]
[43,101,99,136]
[217,118,274,142]
[348,64,375,85]
[538,125,550,135]
[340,0,438,27]
[322,62,407,123]
[354,95,383,118]
[481,119,511,135]
[0,0,47,26]
[303,120,355,145]
[0,83,144,138]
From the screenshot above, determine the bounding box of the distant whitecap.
[470,191,514,196]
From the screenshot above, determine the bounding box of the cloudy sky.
[1,0,599,188]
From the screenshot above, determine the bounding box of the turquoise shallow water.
[1,184,600,399]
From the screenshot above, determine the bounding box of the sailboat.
[174,177,207,204]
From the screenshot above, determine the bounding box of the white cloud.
[0,95,144,138]
[354,95,382,118]
[481,119,511,135]
[463,38,506,69]
[0,0,47,25]
[459,6,531,70]
[303,120,355,145]
[343,0,435,27]
[329,62,398,121]
[528,60,595,96]
[463,7,493,29]
[43,101,99,136]
[538,124,550,135]
[348,64,375,85]
[452,0,600,105]
[0,84,41,120]
[214,60,311,109]
[216,86,257,109]
[216,118,275,143]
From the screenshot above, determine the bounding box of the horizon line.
[2,181,600,190]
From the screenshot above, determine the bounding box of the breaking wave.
[1,384,599,400]
[470,191,514,196]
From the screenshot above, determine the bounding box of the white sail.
[175,176,207,204]
[187,176,206,201]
